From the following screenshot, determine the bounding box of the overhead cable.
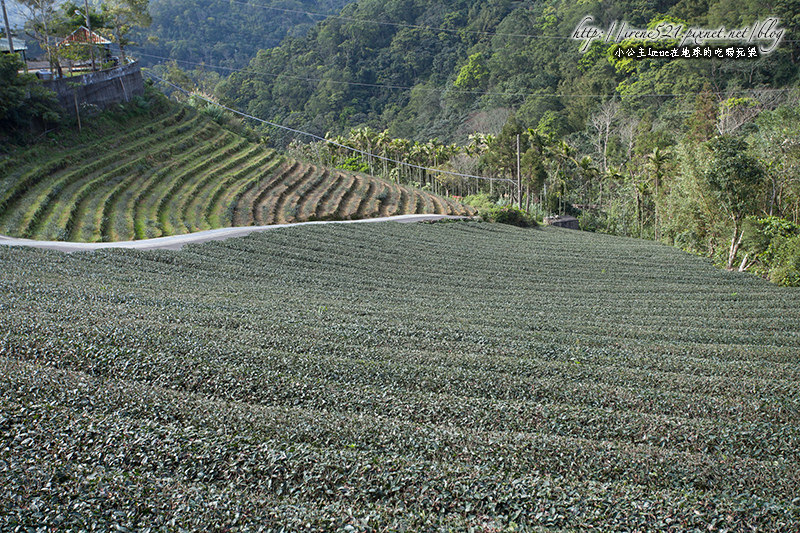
[146,71,517,185]
[132,48,794,100]
[226,0,569,40]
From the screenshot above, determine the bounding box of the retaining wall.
[40,62,144,116]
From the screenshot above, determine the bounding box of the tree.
[704,135,765,270]
[102,0,151,65]
[590,100,619,173]
[521,128,547,210]
[453,52,488,90]
[543,140,575,216]
[53,2,107,72]
[647,146,672,240]
[749,103,800,222]
[0,53,60,137]
[687,85,716,143]
[483,116,528,205]
[575,155,599,208]
[350,126,377,176]
[716,97,761,136]
[19,0,60,74]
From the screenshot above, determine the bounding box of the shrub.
[768,235,800,287]
[577,210,606,233]
[340,155,368,172]
[0,53,61,140]
[743,216,800,286]
[462,193,495,210]
[480,205,538,228]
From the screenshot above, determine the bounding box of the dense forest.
[215,0,800,141]
[134,0,350,67]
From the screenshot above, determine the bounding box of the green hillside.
[209,0,800,285]
[0,97,474,242]
[139,0,352,68]
[217,0,800,142]
[1,222,798,529]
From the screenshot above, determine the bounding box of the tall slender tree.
[19,0,60,74]
[102,0,150,65]
[704,135,765,270]
[647,146,672,240]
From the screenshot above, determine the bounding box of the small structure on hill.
[544,215,579,230]
[59,26,112,48]
[58,26,113,65]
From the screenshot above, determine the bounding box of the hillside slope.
[1,222,798,529]
[0,100,474,242]
[217,0,799,142]
[139,0,352,68]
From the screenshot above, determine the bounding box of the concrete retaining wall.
[40,62,144,116]
[544,215,580,230]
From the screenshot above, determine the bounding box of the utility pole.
[1,0,14,56]
[74,91,82,131]
[516,133,522,209]
[84,0,96,71]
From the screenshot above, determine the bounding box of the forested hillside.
[135,0,350,67]
[216,0,799,141]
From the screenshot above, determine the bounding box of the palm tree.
[544,140,575,215]
[601,165,624,208]
[409,142,427,187]
[647,146,672,240]
[575,155,599,208]
[326,133,351,166]
[351,127,378,175]
[391,138,413,184]
[375,129,391,179]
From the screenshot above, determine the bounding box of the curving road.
[0,215,470,252]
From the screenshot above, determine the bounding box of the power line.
[59,40,796,102]
[146,71,517,185]
[226,0,569,40]
[225,1,800,44]
[132,47,795,100]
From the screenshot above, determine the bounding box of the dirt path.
[0,215,470,252]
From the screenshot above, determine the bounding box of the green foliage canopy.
[0,53,60,139]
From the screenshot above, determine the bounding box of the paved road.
[0,215,470,252]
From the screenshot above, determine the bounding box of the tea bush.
[1,222,798,530]
[480,205,538,228]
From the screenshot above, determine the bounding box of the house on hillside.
[58,26,114,67]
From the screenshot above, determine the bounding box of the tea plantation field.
[0,106,472,243]
[1,222,799,531]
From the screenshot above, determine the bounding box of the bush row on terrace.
[0,99,474,243]
[1,221,799,530]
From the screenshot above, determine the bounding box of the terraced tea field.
[1,222,799,530]
[0,106,473,242]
